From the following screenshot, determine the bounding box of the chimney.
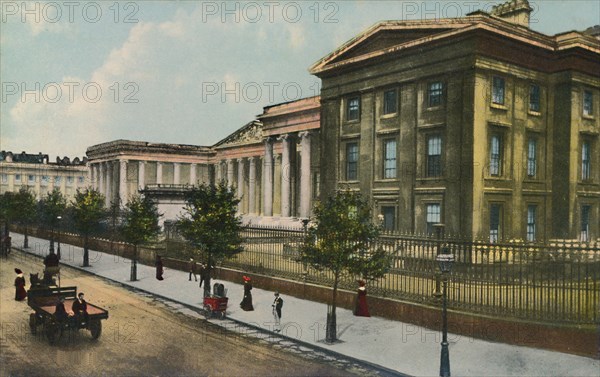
[491,0,533,28]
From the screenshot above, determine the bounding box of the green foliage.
[71,188,106,235]
[13,187,37,225]
[38,188,67,227]
[176,182,243,262]
[301,189,390,282]
[121,194,161,246]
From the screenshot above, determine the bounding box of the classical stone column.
[237,158,244,212]
[248,157,256,214]
[279,134,291,218]
[90,163,95,191]
[190,163,197,185]
[105,161,113,205]
[227,159,234,187]
[99,163,105,197]
[263,138,274,217]
[215,162,222,183]
[156,162,163,185]
[173,162,181,185]
[119,160,128,204]
[299,131,312,218]
[138,161,146,191]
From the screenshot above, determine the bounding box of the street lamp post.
[436,244,454,377]
[56,216,62,260]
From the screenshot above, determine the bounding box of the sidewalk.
[8,233,600,377]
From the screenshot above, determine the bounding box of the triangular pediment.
[214,121,263,148]
[310,19,476,75]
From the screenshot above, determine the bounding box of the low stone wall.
[14,226,598,359]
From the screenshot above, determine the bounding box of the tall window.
[383,89,397,115]
[28,175,35,185]
[492,76,505,105]
[382,206,395,231]
[41,175,49,186]
[346,143,359,181]
[427,134,442,177]
[1,174,7,184]
[582,140,591,180]
[15,174,21,183]
[347,97,360,121]
[490,133,503,176]
[529,84,540,112]
[67,176,74,186]
[428,82,443,107]
[580,205,591,242]
[583,90,593,116]
[426,203,441,235]
[78,176,85,184]
[526,205,537,242]
[383,139,397,179]
[490,204,503,243]
[527,138,537,178]
[55,176,61,185]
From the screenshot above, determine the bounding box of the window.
[527,138,537,178]
[428,82,443,107]
[427,135,442,177]
[582,140,591,180]
[67,176,74,186]
[492,76,505,105]
[526,205,537,242]
[78,176,85,184]
[490,133,503,176]
[382,206,395,231]
[15,174,21,183]
[55,176,62,184]
[383,139,397,179]
[383,89,397,115]
[426,203,441,235]
[490,204,503,243]
[583,90,593,116]
[346,97,360,121]
[529,84,540,112]
[580,205,591,242]
[346,143,359,181]
[28,175,35,185]
[41,175,49,186]
[1,174,7,184]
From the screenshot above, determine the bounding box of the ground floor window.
[426,203,441,235]
[490,203,503,243]
[580,205,591,242]
[381,206,395,231]
[526,205,536,242]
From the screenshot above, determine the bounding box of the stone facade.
[310,0,600,241]
[0,151,88,200]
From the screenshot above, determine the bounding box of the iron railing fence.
[221,227,600,325]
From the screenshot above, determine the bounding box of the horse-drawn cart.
[203,283,228,319]
[27,286,109,344]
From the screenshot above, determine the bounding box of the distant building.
[310,0,599,241]
[0,151,88,200]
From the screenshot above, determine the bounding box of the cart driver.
[71,292,89,326]
[54,297,69,324]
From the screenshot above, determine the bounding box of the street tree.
[13,187,37,249]
[0,191,18,237]
[176,182,243,296]
[72,188,106,267]
[38,188,68,254]
[300,190,391,342]
[121,194,161,281]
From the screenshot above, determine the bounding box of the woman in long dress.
[354,280,370,317]
[240,276,254,311]
[155,255,164,281]
[14,268,27,301]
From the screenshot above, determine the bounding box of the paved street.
[0,251,361,377]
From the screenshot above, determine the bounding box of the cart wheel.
[45,323,60,344]
[203,305,212,319]
[29,314,37,334]
[220,311,226,320]
[89,320,102,340]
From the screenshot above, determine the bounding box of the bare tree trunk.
[83,234,90,267]
[326,272,339,343]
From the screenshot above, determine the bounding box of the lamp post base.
[440,341,450,377]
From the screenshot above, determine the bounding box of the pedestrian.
[354,280,371,317]
[272,292,283,332]
[188,258,198,281]
[199,263,210,296]
[14,268,27,301]
[155,255,164,281]
[240,276,254,311]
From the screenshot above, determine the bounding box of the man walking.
[272,292,283,332]
[188,258,198,281]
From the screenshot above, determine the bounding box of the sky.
[1,0,599,159]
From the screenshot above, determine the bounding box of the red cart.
[203,283,228,319]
